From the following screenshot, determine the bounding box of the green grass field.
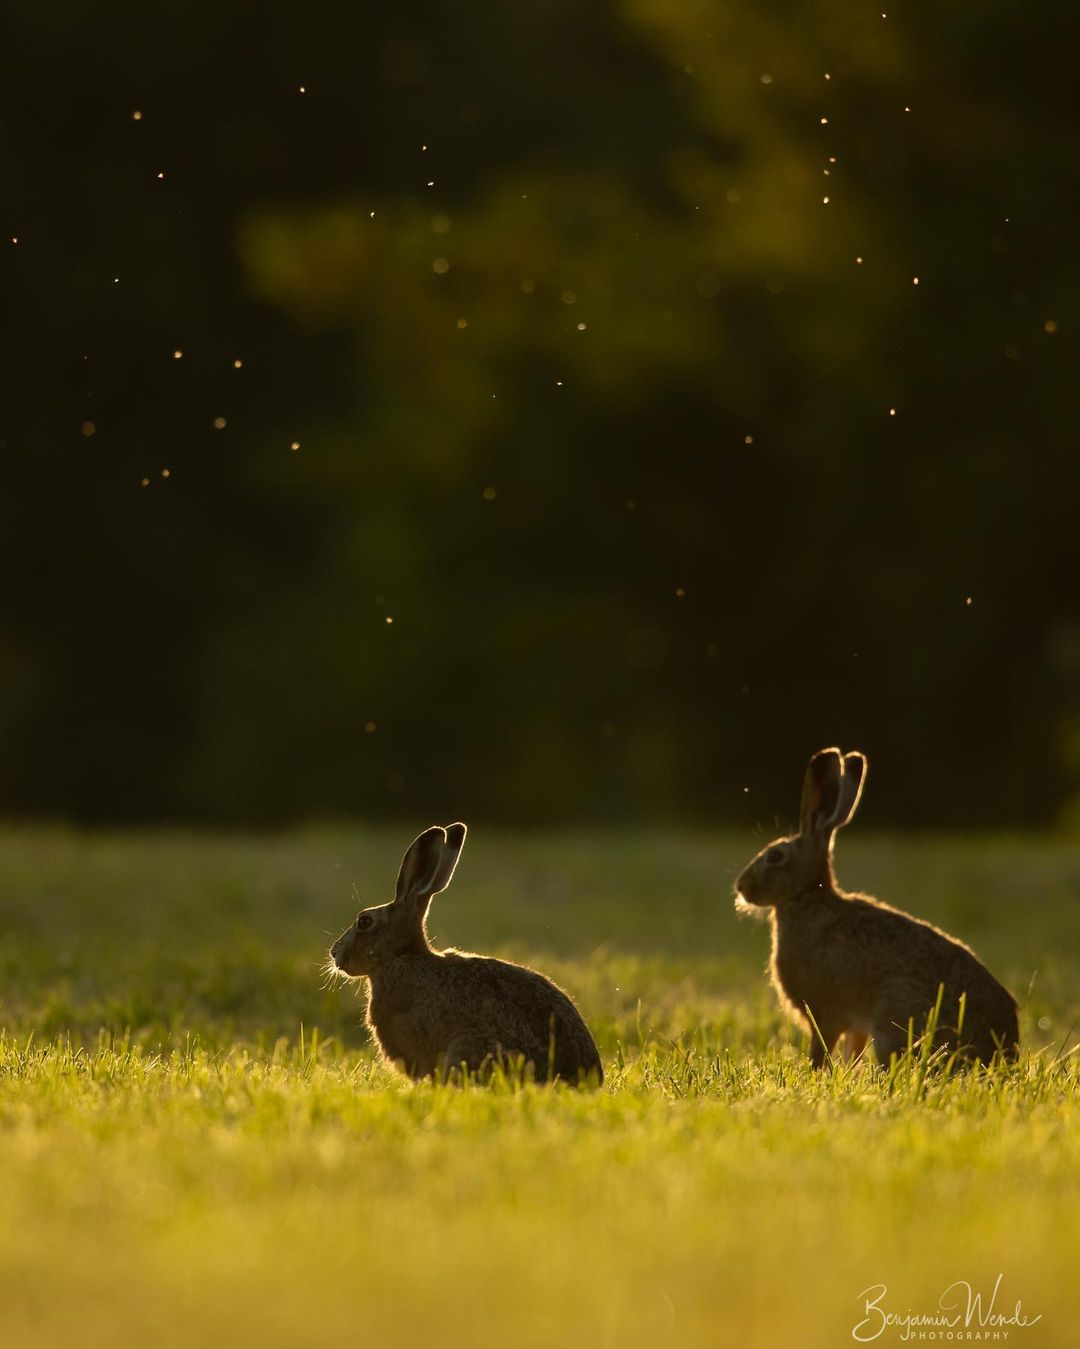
[1,825,1078,1347]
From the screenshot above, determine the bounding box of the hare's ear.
[431,822,467,894]
[395,826,448,905]
[394,823,467,906]
[833,752,867,829]
[799,748,843,836]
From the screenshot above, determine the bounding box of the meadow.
[1,824,1078,1347]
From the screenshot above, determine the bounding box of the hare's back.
[440,952,602,1080]
[847,896,1017,1049]
[847,895,976,973]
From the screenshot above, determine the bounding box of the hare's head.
[735,748,865,909]
[330,823,466,977]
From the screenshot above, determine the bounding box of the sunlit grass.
[0,826,1078,1346]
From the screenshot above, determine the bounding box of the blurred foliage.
[1,1,1078,824]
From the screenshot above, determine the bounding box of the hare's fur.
[330,824,602,1085]
[735,749,1019,1067]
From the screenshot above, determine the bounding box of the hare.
[329,823,603,1085]
[735,749,1019,1067]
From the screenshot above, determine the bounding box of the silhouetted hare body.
[735,750,1018,1067]
[330,824,603,1085]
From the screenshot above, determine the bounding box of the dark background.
[2,1,1078,828]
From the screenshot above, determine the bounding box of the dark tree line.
[2,1,1078,827]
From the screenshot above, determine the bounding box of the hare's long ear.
[799,748,844,837]
[431,822,467,894]
[395,826,448,905]
[394,823,467,906]
[833,752,867,829]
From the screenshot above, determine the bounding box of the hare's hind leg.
[840,1031,869,1061]
[440,1035,494,1084]
[806,1013,844,1069]
[869,1021,908,1068]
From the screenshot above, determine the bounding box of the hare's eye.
[766,847,785,865]
[357,914,374,931]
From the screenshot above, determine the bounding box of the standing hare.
[735,749,1019,1066]
[329,823,603,1085]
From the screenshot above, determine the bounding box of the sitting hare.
[735,748,1019,1066]
[329,823,603,1085]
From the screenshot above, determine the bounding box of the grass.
[0,824,1078,1347]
